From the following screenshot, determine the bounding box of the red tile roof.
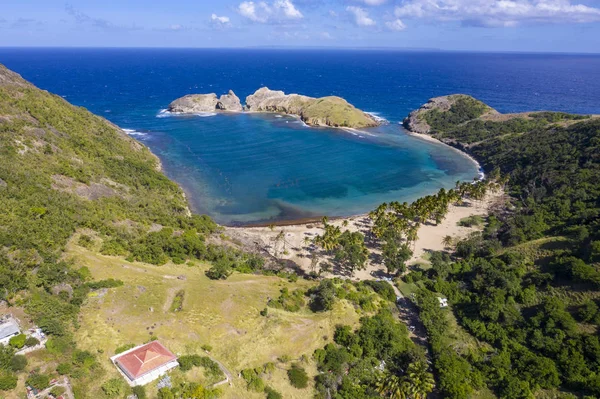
[114,341,177,380]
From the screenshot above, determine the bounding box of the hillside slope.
[403,95,600,398]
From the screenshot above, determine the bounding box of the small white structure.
[111,341,179,386]
[438,297,449,308]
[0,316,21,346]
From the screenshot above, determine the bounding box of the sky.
[1,0,599,52]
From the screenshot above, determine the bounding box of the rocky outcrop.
[168,91,242,113]
[217,90,243,112]
[167,87,379,129]
[245,87,379,128]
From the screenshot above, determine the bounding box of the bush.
[87,279,124,290]
[50,386,66,397]
[24,336,40,347]
[56,362,72,375]
[8,334,27,349]
[101,378,125,397]
[132,385,147,399]
[0,373,17,391]
[26,373,50,390]
[115,343,135,354]
[363,280,396,302]
[287,364,309,389]
[10,355,27,372]
[265,386,283,399]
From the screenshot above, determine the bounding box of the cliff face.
[245,87,379,128]
[168,87,379,129]
[168,90,243,113]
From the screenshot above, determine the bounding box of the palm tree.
[442,235,454,249]
[406,362,435,399]
[375,371,409,399]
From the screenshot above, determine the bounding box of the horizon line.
[0,45,599,56]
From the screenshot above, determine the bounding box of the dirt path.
[209,356,234,388]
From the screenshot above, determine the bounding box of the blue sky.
[1,0,599,52]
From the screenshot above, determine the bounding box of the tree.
[335,231,369,275]
[287,364,309,389]
[376,371,409,399]
[406,361,435,399]
[10,355,27,372]
[26,374,50,390]
[8,334,26,349]
[309,280,337,312]
[0,373,17,391]
[442,235,454,250]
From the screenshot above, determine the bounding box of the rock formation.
[168,91,242,113]
[168,87,380,129]
[245,87,379,128]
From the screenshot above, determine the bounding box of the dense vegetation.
[0,64,257,396]
[410,96,600,398]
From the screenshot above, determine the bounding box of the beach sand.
[226,189,505,282]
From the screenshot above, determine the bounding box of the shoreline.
[402,127,485,180]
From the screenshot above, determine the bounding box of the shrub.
[287,364,309,389]
[201,344,213,352]
[26,373,50,390]
[101,378,125,397]
[265,386,283,399]
[115,343,135,354]
[56,362,72,375]
[24,336,40,347]
[132,385,147,399]
[87,279,124,290]
[10,355,27,372]
[50,386,66,397]
[363,280,396,302]
[0,373,17,391]
[8,334,26,349]
[77,234,94,248]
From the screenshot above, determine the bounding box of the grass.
[65,238,360,399]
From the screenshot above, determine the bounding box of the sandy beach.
[226,189,504,281]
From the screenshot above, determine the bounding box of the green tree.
[287,364,309,389]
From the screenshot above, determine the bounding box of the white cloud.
[386,18,406,31]
[329,10,338,17]
[238,0,303,23]
[356,0,388,5]
[321,31,334,39]
[275,0,303,19]
[211,14,230,24]
[239,2,271,23]
[346,6,377,26]
[394,0,600,27]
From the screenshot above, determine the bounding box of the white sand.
[226,190,504,282]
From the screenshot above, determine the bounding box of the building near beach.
[111,341,178,386]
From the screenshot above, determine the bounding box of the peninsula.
[168,87,380,129]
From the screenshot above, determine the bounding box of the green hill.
[404,95,600,398]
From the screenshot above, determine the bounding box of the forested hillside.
[405,96,600,398]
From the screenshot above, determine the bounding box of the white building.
[438,297,449,308]
[0,316,21,346]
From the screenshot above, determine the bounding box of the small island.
[167,87,380,129]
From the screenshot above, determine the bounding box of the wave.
[156,109,217,118]
[122,128,149,138]
[365,111,389,124]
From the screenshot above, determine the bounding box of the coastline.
[403,128,485,180]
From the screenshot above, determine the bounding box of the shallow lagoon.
[139,112,479,225]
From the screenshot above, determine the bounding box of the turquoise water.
[3,49,598,225]
[141,112,478,224]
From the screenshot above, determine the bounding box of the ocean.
[2,48,599,225]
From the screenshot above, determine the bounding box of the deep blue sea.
[2,49,599,225]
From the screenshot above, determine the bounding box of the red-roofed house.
[110,341,178,386]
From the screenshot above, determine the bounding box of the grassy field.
[65,237,361,398]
